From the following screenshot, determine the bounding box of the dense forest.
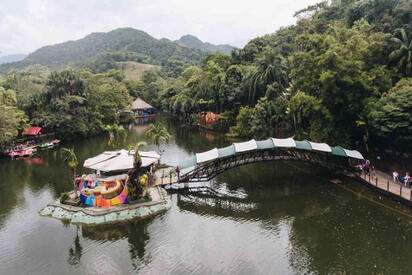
[0,0,411,151]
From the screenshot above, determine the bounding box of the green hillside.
[117,61,160,81]
[0,28,208,72]
[176,34,236,55]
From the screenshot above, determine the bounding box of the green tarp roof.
[176,138,364,171]
[218,145,236,158]
[256,139,275,150]
[331,146,347,157]
[177,155,197,170]
[295,140,312,151]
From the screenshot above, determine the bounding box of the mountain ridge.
[0,28,236,73]
[175,34,236,55]
[0,54,27,64]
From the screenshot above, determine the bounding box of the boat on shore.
[8,148,37,159]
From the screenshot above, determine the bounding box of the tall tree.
[145,122,171,159]
[127,141,148,200]
[61,147,79,198]
[390,28,412,77]
[245,49,288,104]
[106,123,127,149]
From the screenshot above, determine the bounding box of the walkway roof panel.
[256,139,275,150]
[218,145,236,158]
[331,146,347,157]
[234,139,258,153]
[177,155,197,170]
[308,141,332,152]
[343,149,364,160]
[271,138,296,148]
[196,148,219,164]
[295,140,312,151]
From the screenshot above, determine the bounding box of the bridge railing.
[179,148,358,182]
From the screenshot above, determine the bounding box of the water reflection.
[80,218,152,270]
[1,115,412,274]
[68,226,83,267]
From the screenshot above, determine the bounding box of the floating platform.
[39,186,171,225]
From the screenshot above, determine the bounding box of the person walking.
[393,171,399,183]
[365,159,370,174]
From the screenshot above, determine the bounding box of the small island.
[40,122,173,225]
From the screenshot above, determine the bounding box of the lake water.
[1,117,412,274]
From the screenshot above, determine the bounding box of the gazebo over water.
[131,98,156,118]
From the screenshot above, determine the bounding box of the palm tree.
[127,141,148,200]
[0,87,17,106]
[245,49,288,104]
[106,123,127,149]
[390,28,412,77]
[145,122,171,160]
[61,147,79,198]
[128,141,148,168]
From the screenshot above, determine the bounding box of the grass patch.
[117,61,160,81]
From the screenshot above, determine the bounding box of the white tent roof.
[84,149,159,172]
[84,151,119,168]
[137,150,160,159]
[196,148,219,164]
[271,138,296,148]
[234,139,258,153]
[343,149,364,160]
[309,141,332,152]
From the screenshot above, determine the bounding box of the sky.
[0,0,320,56]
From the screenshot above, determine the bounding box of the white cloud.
[0,0,319,55]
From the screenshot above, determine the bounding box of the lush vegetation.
[1,0,411,152]
[146,0,411,149]
[0,66,133,146]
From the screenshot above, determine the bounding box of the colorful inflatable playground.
[77,178,129,207]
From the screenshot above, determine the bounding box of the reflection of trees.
[68,226,83,267]
[178,160,412,273]
[81,218,152,268]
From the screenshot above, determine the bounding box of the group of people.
[356,159,375,176]
[393,171,411,186]
[6,139,39,153]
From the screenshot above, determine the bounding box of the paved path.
[358,169,412,201]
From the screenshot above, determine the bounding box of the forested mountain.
[0,54,27,64]
[176,35,235,55]
[1,0,411,151]
[0,28,208,72]
[153,0,412,149]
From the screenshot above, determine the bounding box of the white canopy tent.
[84,149,160,173]
[271,138,296,148]
[343,149,364,160]
[196,148,219,164]
[308,141,332,152]
[234,139,258,153]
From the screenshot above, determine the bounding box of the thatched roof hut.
[131,98,154,111]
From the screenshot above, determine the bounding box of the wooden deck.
[152,168,179,186]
